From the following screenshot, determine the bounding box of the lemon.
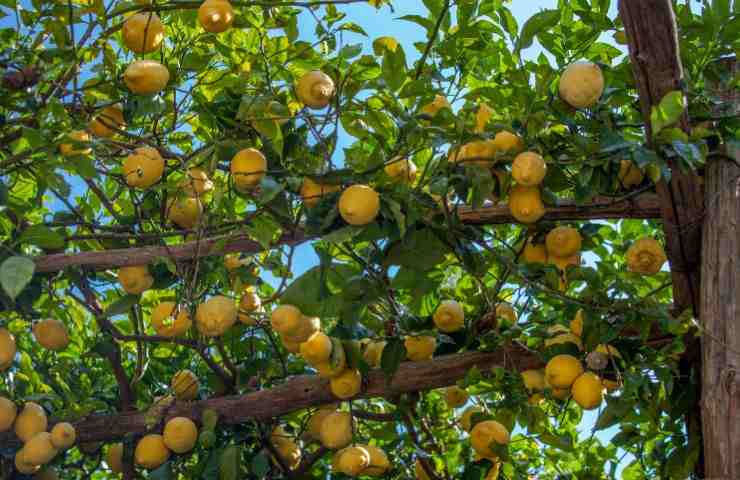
[59,130,91,156]
[300,177,340,207]
[337,445,370,476]
[88,105,125,138]
[306,406,336,440]
[470,420,509,458]
[362,340,386,368]
[171,369,199,401]
[122,12,163,54]
[618,160,645,188]
[15,402,48,442]
[24,432,58,465]
[118,265,154,295]
[296,70,335,109]
[444,386,469,408]
[330,368,362,399]
[50,422,76,450]
[626,238,667,275]
[238,288,261,325]
[15,449,39,475]
[572,372,604,410]
[570,310,584,337]
[405,336,436,361]
[135,434,170,469]
[270,428,302,469]
[460,405,484,432]
[545,226,582,258]
[559,62,604,109]
[282,315,320,344]
[362,444,390,476]
[270,304,303,334]
[123,60,170,95]
[107,443,124,473]
[167,196,203,229]
[198,0,234,33]
[163,417,198,453]
[491,131,524,154]
[300,332,333,365]
[545,354,584,389]
[495,302,517,326]
[151,302,192,337]
[433,300,465,333]
[512,152,546,186]
[123,146,164,188]
[180,167,214,197]
[319,411,353,449]
[508,185,545,224]
[372,35,399,55]
[475,103,494,132]
[195,295,237,336]
[452,140,497,167]
[231,148,267,192]
[521,369,545,392]
[0,396,17,432]
[420,94,450,117]
[547,252,581,272]
[0,328,17,370]
[281,335,301,354]
[315,347,347,378]
[33,319,69,351]
[384,156,417,184]
[338,184,381,226]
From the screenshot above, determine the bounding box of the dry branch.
[33,194,661,273]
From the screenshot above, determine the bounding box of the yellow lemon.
[50,422,76,450]
[405,336,436,361]
[15,402,48,442]
[107,443,124,473]
[171,369,199,401]
[179,167,214,197]
[319,411,353,449]
[0,328,16,370]
[571,372,604,410]
[522,240,547,264]
[151,302,192,337]
[0,396,17,432]
[618,160,645,188]
[59,130,91,156]
[470,420,509,458]
[123,60,170,95]
[300,332,333,365]
[281,315,320,344]
[163,417,198,453]
[135,434,170,469]
[167,196,203,229]
[118,264,154,295]
[545,226,582,258]
[453,140,497,167]
[545,354,584,389]
[198,0,234,33]
[475,103,494,132]
[195,295,237,336]
[15,449,40,475]
[420,94,451,117]
[384,156,417,184]
[512,152,547,186]
[444,386,469,408]
[306,406,336,440]
[495,302,517,326]
[559,62,604,109]
[362,444,390,476]
[300,177,340,207]
[231,148,266,192]
[362,340,386,368]
[508,185,545,224]
[433,300,465,332]
[570,309,584,337]
[460,405,484,432]
[626,238,667,275]
[337,445,370,476]
[33,319,69,351]
[491,131,524,154]
[24,432,58,465]
[88,105,125,138]
[330,369,362,399]
[338,184,381,226]
[296,71,335,109]
[122,146,164,188]
[238,288,261,325]
[521,369,545,393]
[270,304,303,334]
[315,344,347,378]
[122,12,164,53]
[281,335,301,354]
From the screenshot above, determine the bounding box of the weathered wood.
[700,149,740,479]
[33,194,662,273]
[0,347,542,446]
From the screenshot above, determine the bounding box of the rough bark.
[33,194,662,273]
[700,148,740,479]
[0,347,542,446]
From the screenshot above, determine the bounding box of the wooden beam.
[33,194,662,273]
[0,347,542,446]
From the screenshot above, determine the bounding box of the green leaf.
[218,445,241,480]
[381,43,407,91]
[516,10,560,54]
[149,462,172,480]
[380,337,406,380]
[650,90,685,135]
[383,198,406,238]
[103,294,140,318]
[250,452,270,477]
[19,225,65,249]
[0,256,35,301]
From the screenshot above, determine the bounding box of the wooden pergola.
[2,0,737,477]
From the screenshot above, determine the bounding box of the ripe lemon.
[545,354,584,389]
[314,347,346,378]
[0,396,17,431]
[626,238,667,275]
[508,185,545,224]
[15,449,39,475]
[306,406,336,440]
[572,372,604,410]
[470,420,509,458]
[123,60,170,95]
[238,288,261,325]
[362,444,390,476]
[163,417,198,453]
[122,12,164,53]
[475,103,494,132]
[107,443,124,473]
[151,302,192,337]
[362,340,386,368]
[547,252,581,272]
[135,434,170,469]
[512,152,547,186]
[460,405,484,432]
[88,105,125,138]
[270,304,303,334]
[179,168,214,197]
[420,94,450,117]
[230,148,266,192]
[405,336,436,361]
[59,130,91,156]
[337,445,370,476]
[296,70,335,109]
[118,264,154,295]
[319,411,353,449]
[122,146,164,189]
[50,422,76,450]
[195,295,237,336]
[522,240,547,264]
[167,196,203,229]
[24,432,58,465]
[281,335,301,354]
[300,332,333,365]
[171,369,199,401]
[570,310,584,337]
[545,227,582,258]
[521,369,545,392]
[300,177,339,207]
[0,327,17,370]
[15,402,48,442]
[282,315,320,344]
[270,430,302,469]
[444,386,469,408]
[433,300,465,333]
[618,160,645,188]
[198,0,234,33]
[491,131,524,154]
[330,368,362,399]
[495,302,517,326]
[384,156,417,184]
[33,319,69,351]
[559,62,604,109]
[338,184,380,226]
[453,140,497,167]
